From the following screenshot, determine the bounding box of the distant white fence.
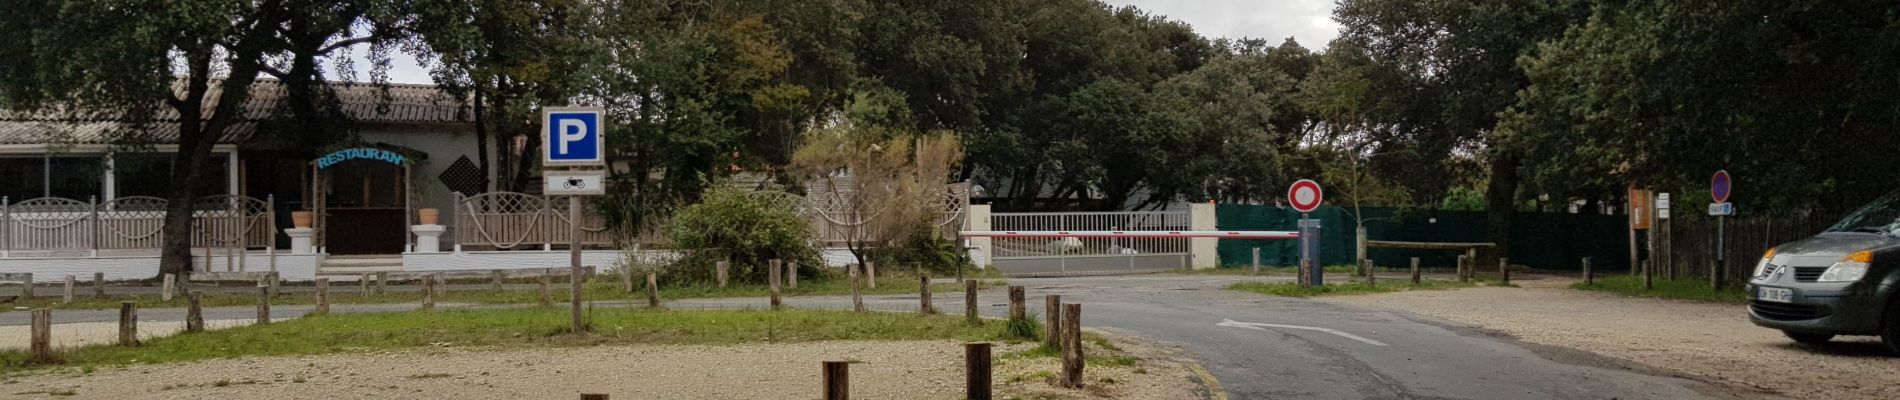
[454,192,615,250]
[1,195,275,256]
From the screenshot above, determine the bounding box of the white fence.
[1,195,276,257]
[988,210,1192,275]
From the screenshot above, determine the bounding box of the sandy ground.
[1319,275,1900,400]
[1,335,1200,400]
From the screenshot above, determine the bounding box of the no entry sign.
[1288,179,1323,212]
[1711,170,1732,203]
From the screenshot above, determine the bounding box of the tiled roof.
[0,79,471,145]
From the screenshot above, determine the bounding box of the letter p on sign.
[543,107,605,167]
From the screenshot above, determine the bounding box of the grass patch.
[1571,275,1747,303]
[0,308,1014,371]
[1227,279,1477,297]
[3,272,1003,312]
[1003,317,1043,341]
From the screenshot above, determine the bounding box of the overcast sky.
[359,0,1341,85]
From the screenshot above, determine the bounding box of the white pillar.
[966,204,992,269]
[1190,203,1218,270]
[285,228,316,255]
[412,224,447,253]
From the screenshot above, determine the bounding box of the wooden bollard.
[360,274,371,295]
[965,342,993,400]
[865,261,877,289]
[538,275,553,307]
[1061,303,1084,388]
[1456,255,1469,283]
[93,272,106,299]
[1251,247,1261,275]
[375,272,388,295]
[788,262,799,289]
[919,272,935,314]
[423,274,437,309]
[1410,257,1422,285]
[964,280,979,324]
[18,273,32,298]
[256,284,271,325]
[267,271,281,298]
[646,273,660,308]
[159,274,175,301]
[621,267,635,294]
[1044,295,1061,349]
[434,273,447,297]
[1364,260,1376,287]
[30,309,52,363]
[1007,286,1025,322]
[314,278,331,315]
[716,261,730,289]
[822,361,850,400]
[186,291,205,332]
[769,260,782,310]
[492,270,507,291]
[1582,257,1595,286]
[1643,259,1654,290]
[118,301,139,346]
[62,275,74,303]
[580,394,609,400]
[1499,257,1511,285]
[850,264,865,313]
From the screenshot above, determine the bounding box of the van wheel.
[1784,331,1834,344]
[1884,295,1900,355]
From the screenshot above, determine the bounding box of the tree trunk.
[1483,152,1520,268]
[474,86,491,192]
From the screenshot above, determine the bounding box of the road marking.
[1186,362,1228,400]
[1216,319,1390,347]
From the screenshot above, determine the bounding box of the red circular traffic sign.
[1711,170,1731,203]
[1288,179,1323,212]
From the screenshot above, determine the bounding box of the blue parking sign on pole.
[543,107,605,167]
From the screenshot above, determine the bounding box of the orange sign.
[1628,186,1652,230]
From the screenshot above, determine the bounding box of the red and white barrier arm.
[958,230,1300,239]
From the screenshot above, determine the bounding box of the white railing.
[989,210,1192,258]
[454,192,615,250]
[1,195,276,260]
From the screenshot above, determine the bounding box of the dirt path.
[2,337,1199,400]
[1318,275,1900,400]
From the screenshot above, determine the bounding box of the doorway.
[315,150,411,255]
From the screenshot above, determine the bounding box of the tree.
[792,122,963,268]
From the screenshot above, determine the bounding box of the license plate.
[1758,287,1794,303]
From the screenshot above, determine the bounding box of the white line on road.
[1216,319,1390,347]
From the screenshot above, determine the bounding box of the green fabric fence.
[1216,204,1633,271]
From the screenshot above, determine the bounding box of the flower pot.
[418,208,440,225]
[291,211,314,229]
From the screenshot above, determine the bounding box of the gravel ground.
[0,319,271,351]
[1,336,1199,400]
[1318,275,1900,400]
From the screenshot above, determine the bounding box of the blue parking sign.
[543,107,605,166]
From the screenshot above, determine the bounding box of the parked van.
[1748,192,1900,353]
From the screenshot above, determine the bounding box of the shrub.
[666,187,821,283]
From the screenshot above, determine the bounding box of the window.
[0,155,103,201]
[114,153,229,198]
[0,157,44,201]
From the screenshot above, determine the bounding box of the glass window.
[0,157,44,201]
[114,153,229,198]
[47,157,105,200]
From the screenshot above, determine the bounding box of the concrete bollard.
[161,274,175,302]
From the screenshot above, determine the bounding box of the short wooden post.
[965,342,993,400]
[30,309,52,363]
[1464,248,1478,281]
[1297,259,1312,289]
[93,272,106,299]
[645,273,660,308]
[769,259,782,309]
[62,275,74,303]
[423,274,437,310]
[1456,255,1469,283]
[314,278,330,315]
[1060,303,1084,388]
[161,274,175,301]
[964,280,979,324]
[822,361,850,400]
[375,272,388,295]
[434,273,446,297]
[538,275,552,307]
[716,261,730,289]
[186,291,205,332]
[850,264,864,313]
[620,267,635,294]
[267,271,280,298]
[1251,247,1261,274]
[255,284,271,325]
[118,301,139,346]
[360,274,371,295]
[1363,260,1376,287]
[787,262,799,289]
[1410,257,1422,285]
[19,273,32,298]
[1643,259,1654,290]
[865,261,877,289]
[1007,286,1025,322]
[1582,257,1595,286]
[580,394,609,400]
[1044,295,1061,349]
[919,272,935,314]
[492,270,506,291]
[1499,257,1511,285]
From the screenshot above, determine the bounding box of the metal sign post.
[1710,170,1733,290]
[1288,180,1324,288]
[544,107,606,334]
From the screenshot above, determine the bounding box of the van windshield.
[1828,190,1900,235]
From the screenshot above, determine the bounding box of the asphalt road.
[3,274,1762,399]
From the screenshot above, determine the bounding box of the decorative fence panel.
[988,210,1192,275]
[455,192,614,250]
[1,195,276,255]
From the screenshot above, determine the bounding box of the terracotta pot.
[418,208,440,225]
[291,211,314,229]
